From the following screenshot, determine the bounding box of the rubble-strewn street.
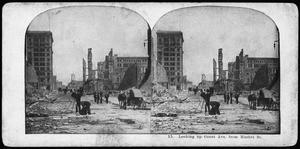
[151,92,279,134]
[26,90,279,134]
[26,92,151,134]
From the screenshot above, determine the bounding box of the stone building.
[67,80,84,90]
[228,49,279,90]
[25,30,54,90]
[156,30,184,89]
[98,49,148,90]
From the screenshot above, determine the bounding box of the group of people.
[70,88,91,115]
[224,91,240,104]
[199,88,221,115]
[93,91,110,104]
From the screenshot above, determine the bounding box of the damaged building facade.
[83,48,148,92]
[25,31,55,90]
[98,49,148,90]
[228,49,279,90]
[156,30,188,89]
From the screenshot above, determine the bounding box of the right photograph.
[150,6,280,134]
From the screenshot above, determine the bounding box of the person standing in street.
[105,92,109,103]
[99,91,103,104]
[235,92,240,104]
[71,89,83,114]
[230,91,233,104]
[93,91,97,103]
[96,91,100,104]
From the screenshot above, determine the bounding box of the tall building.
[218,48,226,80]
[87,48,93,80]
[156,30,184,88]
[228,49,279,90]
[25,30,54,90]
[83,58,86,82]
[213,59,217,82]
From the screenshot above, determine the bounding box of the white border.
[2,2,298,146]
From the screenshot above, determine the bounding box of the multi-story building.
[228,49,279,90]
[156,30,184,88]
[25,30,54,90]
[98,49,148,90]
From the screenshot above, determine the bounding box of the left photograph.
[25,6,152,134]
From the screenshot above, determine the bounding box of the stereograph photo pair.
[2,3,298,147]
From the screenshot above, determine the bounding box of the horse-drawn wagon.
[127,88,146,109]
[118,88,146,110]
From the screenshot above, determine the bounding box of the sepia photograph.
[2,2,298,146]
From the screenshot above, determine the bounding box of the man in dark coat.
[200,89,211,114]
[99,91,103,104]
[105,92,109,103]
[235,92,240,104]
[230,91,233,104]
[209,101,221,115]
[79,101,91,115]
[71,89,83,113]
[93,91,97,103]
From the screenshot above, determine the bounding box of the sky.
[28,6,149,85]
[27,6,279,86]
[152,6,279,85]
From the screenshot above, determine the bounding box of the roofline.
[247,57,279,59]
[156,30,183,34]
[26,30,53,34]
[116,57,149,59]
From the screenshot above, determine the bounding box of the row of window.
[34,62,51,66]
[248,59,278,64]
[164,62,180,66]
[37,72,51,76]
[29,48,51,52]
[117,59,147,63]
[33,58,50,61]
[32,53,51,57]
[163,53,181,56]
[35,67,50,71]
[163,48,182,52]
[167,71,181,76]
[34,67,50,71]
[27,42,51,47]
[27,37,51,43]
[158,37,181,45]
[164,58,180,61]
[165,67,181,71]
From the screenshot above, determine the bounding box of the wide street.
[150,92,280,134]
[26,91,279,134]
[26,93,151,134]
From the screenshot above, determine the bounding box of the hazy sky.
[152,6,279,85]
[28,6,279,86]
[28,6,149,85]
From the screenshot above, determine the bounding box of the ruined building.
[82,58,86,82]
[156,30,185,89]
[213,58,217,82]
[25,30,54,90]
[228,49,279,90]
[98,49,148,90]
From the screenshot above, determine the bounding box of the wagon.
[127,88,146,109]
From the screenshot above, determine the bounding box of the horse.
[118,92,127,109]
[247,91,258,110]
[257,89,275,110]
[258,98,274,110]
